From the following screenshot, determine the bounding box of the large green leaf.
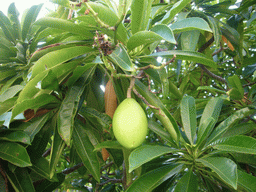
[207,107,251,144]
[161,0,191,24]
[131,0,152,34]
[0,97,17,116]
[21,4,43,41]
[148,120,173,144]
[222,123,255,138]
[58,66,95,147]
[211,135,256,154]
[0,131,30,144]
[34,173,65,192]
[150,24,176,44]
[135,80,179,144]
[73,120,101,182]
[170,17,212,33]
[228,75,244,97]
[145,50,217,69]
[49,129,66,178]
[0,85,23,103]
[7,3,21,41]
[180,96,197,144]
[34,17,94,38]
[94,141,123,150]
[197,157,237,189]
[237,170,256,192]
[0,11,16,43]
[129,145,179,173]
[13,167,35,192]
[181,30,200,51]
[174,169,198,192]
[126,164,183,192]
[127,31,176,51]
[108,44,135,71]
[31,46,94,78]
[0,142,32,167]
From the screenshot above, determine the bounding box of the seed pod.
[104,79,117,119]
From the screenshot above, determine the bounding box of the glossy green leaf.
[180,96,197,144]
[31,46,94,78]
[126,164,183,192]
[21,4,43,41]
[128,31,176,51]
[212,135,256,154]
[170,17,212,33]
[7,3,21,41]
[197,157,237,189]
[0,11,16,43]
[196,117,215,147]
[135,80,179,144]
[0,85,23,103]
[148,120,173,144]
[181,30,200,51]
[34,173,65,192]
[34,17,94,38]
[150,24,176,44]
[30,157,58,182]
[118,0,132,18]
[94,141,123,150]
[207,16,221,46]
[0,97,17,116]
[0,142,32,167]
[73,120,100,182]
[14,167,35,192]
[146,50,217,68]
[161,0,191,24]
[222,123,255,138]
[24,112,51,142]
[228,75,244,97]
[58,66,95,147]
[129,145,179,173]
[238,170,256,192]
[174,169,198,192]
[108,44,135,71]
[197,86,226,94]
[49,129,66,178]
[131,0,152,34]
[207,107,251,144]
[0,131,30,144]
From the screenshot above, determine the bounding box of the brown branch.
[62,162,83,175]
[137,55,176,70]
[99,176,122,186]
[42,148,51,157]
[145,73,161,94]
[197,36,227,84]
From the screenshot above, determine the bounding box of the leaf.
[180,96,197,144]
[30,157,57,182]
[237,170,256,192]
[127,31,176,51]
[146,50,217,69]
[24,112,51,142]
[57,66,95,147]
[14,167,35,192]
[21,4,43,41]
[34,17,94,38]
[135,80,179,144]
[170,17,212,33]
[207,107,251,145]
[131,0,152,34]
[31,46,94,78]
[196,117,215,147]
[181,30,200,51]
[94,141,123,150]
[222,123,255,138]
[207,16,221,46]
[0,97,17,116]
[7,3,21,41]
[34,173,65,192]
[228,75,244,97]
[129,145,179,173]
[108,44,135,71]
[148,120,173,144]
[73,120,101,182]
[151,24,176,44]
[174,169,198,192]
[49,129,66,178]
[0,142,32,167]
[161,0,191,24]
[126,164,183,192]
[0,131,31,145]
[197,86,226,94]
[197,157,237,189]
[212,135,256,154]
[0,85,23,103]
[0,11,16,43]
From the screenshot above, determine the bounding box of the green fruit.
[112,98,148,149]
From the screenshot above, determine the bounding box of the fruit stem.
[122,148,133,189]
[127,77,135,98]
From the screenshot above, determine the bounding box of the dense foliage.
[0,0,256,191]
